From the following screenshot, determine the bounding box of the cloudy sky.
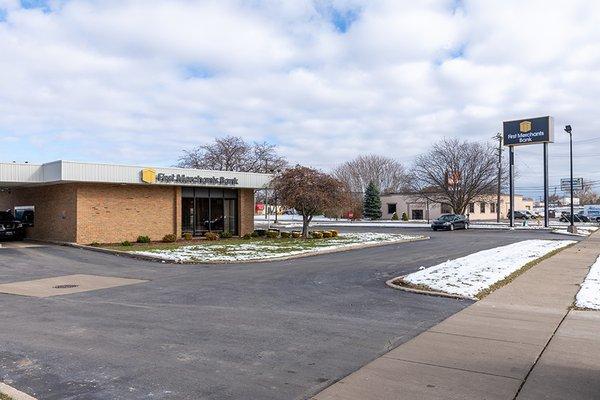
[1,0,599,198]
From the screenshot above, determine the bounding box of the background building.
[380,193,534,221]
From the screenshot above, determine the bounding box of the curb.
[385,276,474,300]
[0,382,37,400]
[66,236,430,265]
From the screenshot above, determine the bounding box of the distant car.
[431,214,469,231]
[282,209,297,215]
[507,210,530,220]
[0,211,25,240]
[559,212,584,223]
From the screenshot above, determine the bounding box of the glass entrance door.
[195,197,210,234]
[182,188,238,236]
[224,199,237,234]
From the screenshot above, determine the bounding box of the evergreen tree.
[363,181,382,220]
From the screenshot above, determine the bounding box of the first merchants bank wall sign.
[140,169,239,186]
[503,116,554,146]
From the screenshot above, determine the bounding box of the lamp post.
[564,125,577,234]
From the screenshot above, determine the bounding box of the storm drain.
[53,284,79,289]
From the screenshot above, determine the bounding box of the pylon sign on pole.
[502,116,554,228]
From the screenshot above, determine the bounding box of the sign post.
[509,146,515,227]
[543,143,549,227]
[503,116,554,228]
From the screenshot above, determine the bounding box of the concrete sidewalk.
[314,233,600,400]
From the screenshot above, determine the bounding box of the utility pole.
[565,125,577,234]
[494,133,503,223]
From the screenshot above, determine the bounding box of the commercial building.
[0,161,271,244]
[381,193,534,221]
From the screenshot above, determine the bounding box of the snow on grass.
[575,256,600,310]
[551,226,598,237]
[132,233,423,263]
[403,239,576,299]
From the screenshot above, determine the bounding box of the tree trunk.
[302,215,309,238]
[301,214,313,238]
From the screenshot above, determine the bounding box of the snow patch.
[133,233,422,263]
[551,226,598,237]
[403,239,576,299]
[575,256,600,310]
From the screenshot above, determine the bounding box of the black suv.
[431,214,469,231]
[0,211,25,240]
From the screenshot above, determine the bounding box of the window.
[412,209,424,220]
[469,203,475,213]
[387,203,397,214]
[490,202,496,213]
[480,202,486,213]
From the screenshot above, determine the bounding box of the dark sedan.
[0,211,25,240]
[431,214,469,231]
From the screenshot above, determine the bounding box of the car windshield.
[0,211,14,222]
[437,215,456,221]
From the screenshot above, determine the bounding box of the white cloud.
[0,0,599,197]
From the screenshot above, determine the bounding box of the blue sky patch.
[183,65,214,80]
[20,0,51,12]
[316,3,361,33]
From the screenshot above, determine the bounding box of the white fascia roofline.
[0,160,272,189]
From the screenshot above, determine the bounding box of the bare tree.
[272,166,349,238]
[177,136,288,173]
[409,138,501,214]
[333,154,407,194]
[576,181,600,205]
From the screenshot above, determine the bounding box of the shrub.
[322,231,332,238]
[136,235,151,243]
[219,231,233,239]
[183,232,193,241]
[266,230,279,239]
[121,241,132,247]
[401,212,409,221]
[291,231,302,238]
[89,241,100,247]
[250,231,260,238]
[204,232,219,241]
[281,231,291,238]
[242,233,253,239]
[330,229,339,237]
[311,231,324,239]
[391,212,399,221]
[162,234,177,243]
[254,229,267,237]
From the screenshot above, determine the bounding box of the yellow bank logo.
[141,168,156,184]
[519,121,532,133]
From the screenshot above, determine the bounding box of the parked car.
[431,214,469,231]
[507,210,530,220]
[559,212,584,223]
[0,211,25,240]
[14,207,34,227]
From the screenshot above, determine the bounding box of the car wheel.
[432,227,437,231]
[450,224,454,231]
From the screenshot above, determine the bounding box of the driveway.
[0,229,576,400]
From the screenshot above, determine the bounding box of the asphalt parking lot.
[0,228,579,400]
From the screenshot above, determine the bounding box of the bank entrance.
[181,187,238,236]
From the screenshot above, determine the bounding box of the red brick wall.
[0,184,77,242]
[76,183,178,244]
[238,188,255,236]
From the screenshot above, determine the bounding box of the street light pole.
[565,125,577,234]
[494,133,503,223]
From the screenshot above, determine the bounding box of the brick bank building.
[0,161,271,244]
